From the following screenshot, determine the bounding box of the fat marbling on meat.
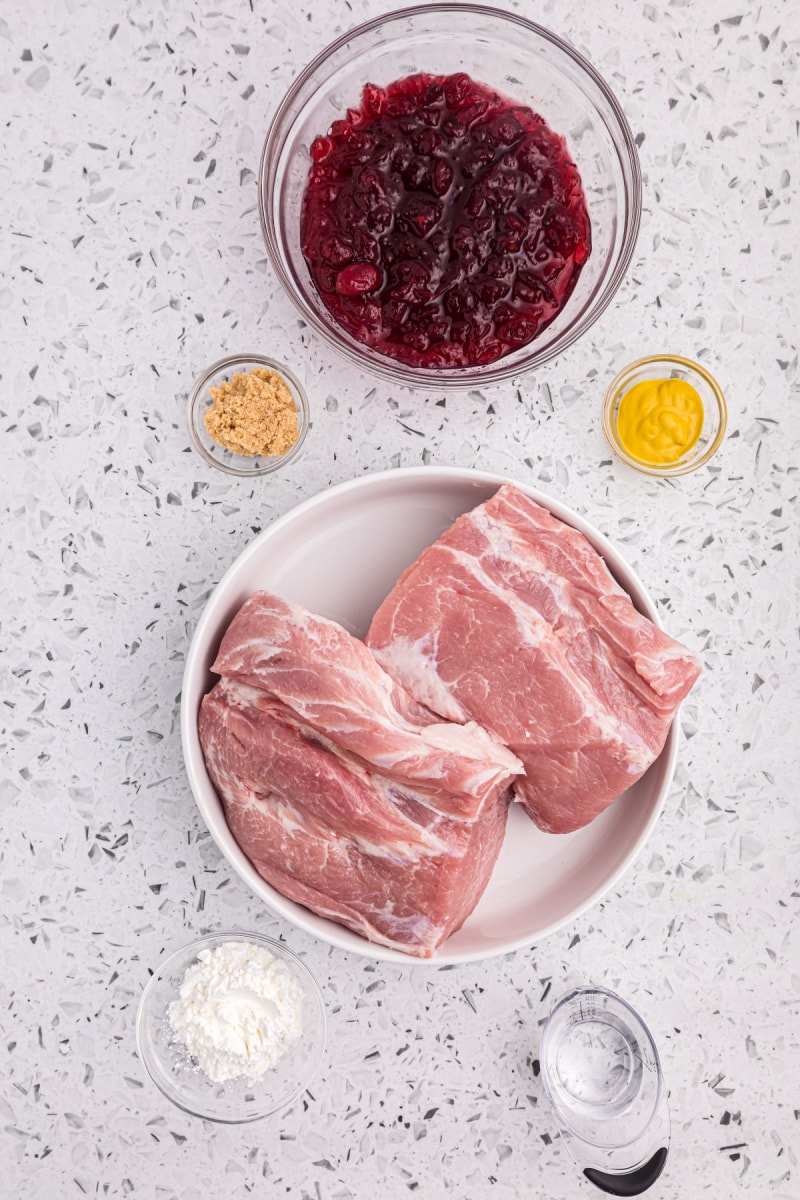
[199,592,521,957]
[366,484,701,834]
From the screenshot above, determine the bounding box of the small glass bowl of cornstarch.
[136,931,326,1122]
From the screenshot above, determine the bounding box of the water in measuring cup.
[550,1009,644,1118]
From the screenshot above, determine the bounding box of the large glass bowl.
[259,3,641,390]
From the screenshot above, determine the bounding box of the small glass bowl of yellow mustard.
[602,354,727,477]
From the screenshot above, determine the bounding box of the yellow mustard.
[615,377,704,465]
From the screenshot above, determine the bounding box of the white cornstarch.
[168,941,304,1083]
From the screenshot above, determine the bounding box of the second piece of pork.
[366,484,701,834]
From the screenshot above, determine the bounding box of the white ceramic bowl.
[181,468,680,965]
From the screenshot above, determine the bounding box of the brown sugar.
[203,367,299,458]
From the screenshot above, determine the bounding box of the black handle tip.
[583,1146,668,1196]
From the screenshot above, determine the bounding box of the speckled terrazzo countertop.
[2,0,798,1196]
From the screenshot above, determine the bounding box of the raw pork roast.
[199,592,521,958]
[366,484,701,834]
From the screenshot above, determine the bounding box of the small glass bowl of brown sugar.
[186,352,310,477]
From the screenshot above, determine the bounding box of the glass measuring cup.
[539,987,670,1195]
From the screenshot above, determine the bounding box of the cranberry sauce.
[300,72,591,369]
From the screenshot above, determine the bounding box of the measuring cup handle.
[583,1146,668,1196]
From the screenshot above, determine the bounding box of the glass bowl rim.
[135,928,327,1123]
[186,351,310,477]
[258,0,642,389]
[601,353,728,477]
